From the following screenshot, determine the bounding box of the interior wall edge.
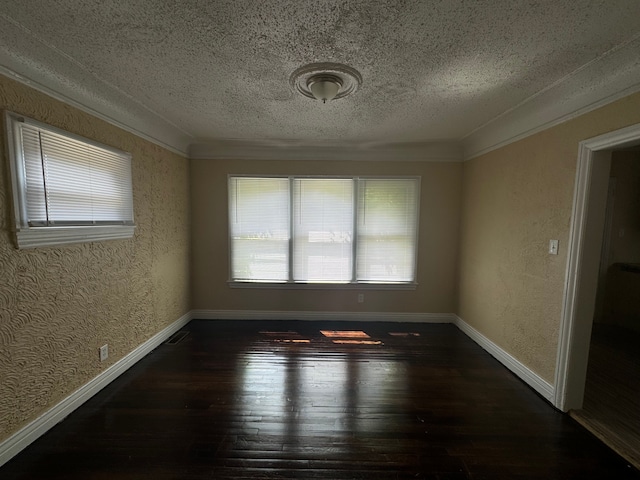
[454,315,555,404]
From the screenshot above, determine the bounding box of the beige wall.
[458,91,640,383]
[0,75,191,442]
[191,159,462,314]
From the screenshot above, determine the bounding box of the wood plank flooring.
[2,320,639,479]
[570,323,640,469]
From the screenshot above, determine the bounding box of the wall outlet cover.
[99,344,109,362]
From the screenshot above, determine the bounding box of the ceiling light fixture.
[307,74,343,103]
[290,62,362,103]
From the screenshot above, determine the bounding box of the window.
[5,112,135,248]
[228,176,419,286]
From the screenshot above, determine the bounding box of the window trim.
[4,111,135,249]
[227,280,418,290]
[227,174,420,289]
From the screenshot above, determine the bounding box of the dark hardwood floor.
[571,323,640,469]
[2,320,639,479]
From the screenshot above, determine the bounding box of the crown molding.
[188,139,463,162]
[462,34,640,160]
[0,15,192,156]
[0,64,192,157]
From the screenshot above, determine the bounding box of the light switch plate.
[549,239,559,255]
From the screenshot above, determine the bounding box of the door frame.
[554,122,640,411]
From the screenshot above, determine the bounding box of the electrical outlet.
[99,344,109,362]
[358,294,364,303]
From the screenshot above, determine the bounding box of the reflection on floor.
[571,323,640,469]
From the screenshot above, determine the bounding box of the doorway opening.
[554,123,640,468]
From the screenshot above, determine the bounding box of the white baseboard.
[0,312,192,468]
[454,315,555,402]
[191,309,457,323]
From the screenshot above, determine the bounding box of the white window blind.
[293,178,354,282]
[229,177,290,281]
[356,178,418,283]
[229,176,420,285]
[5,112,136,248]
[19,122,134,226]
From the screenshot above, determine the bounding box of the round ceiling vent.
[290,62,362,102]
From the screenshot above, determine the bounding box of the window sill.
[228,281,417,291]
[13,225,136,249]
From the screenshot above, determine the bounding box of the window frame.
[4,111,136,249]
[227,174,420,290]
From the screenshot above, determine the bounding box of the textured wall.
[458,91,640,383]
[191,159,462,314]
[0,75,190,442]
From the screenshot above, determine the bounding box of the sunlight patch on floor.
[320,330,370,338]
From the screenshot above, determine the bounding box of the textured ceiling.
[2,0,640,158]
